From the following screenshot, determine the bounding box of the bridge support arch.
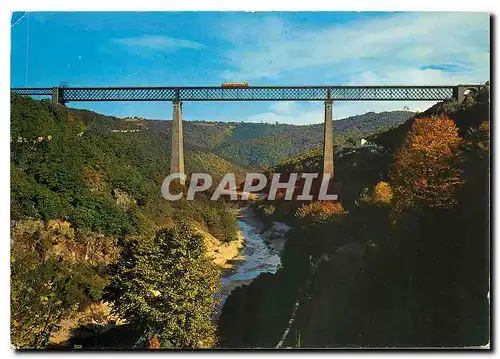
[170,101,185,185]
[323,99,334,178]
[454,85,481,103]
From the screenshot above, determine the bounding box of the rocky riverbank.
[200,227,245,269]
[218,207,286,304]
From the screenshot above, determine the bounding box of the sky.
[10,11,490,124]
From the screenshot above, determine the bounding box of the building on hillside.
[110,129,141,133]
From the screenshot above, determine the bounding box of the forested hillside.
[202,111,412,168]
[213,111,414,168]
[10,95,245,348]
[10,84,489,349]
[84,109,414,169]
[218,84,490,348]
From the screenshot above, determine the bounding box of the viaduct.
[11,84,483,184]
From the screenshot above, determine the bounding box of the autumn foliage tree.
[372,181,393,206]
[295,201,347,224]
[390,115,463,212]
[148,335,161,349]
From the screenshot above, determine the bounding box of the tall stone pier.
[323,99,334,178]
[170,101,185,185]
[51,87,62,105]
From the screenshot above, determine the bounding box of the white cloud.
[349,67,482,86]
[219,12,490,84]
[113,35,204,52]
[332,101,435,120]
[217,12,489,123]
[246,102,321,125]
[246,100,437,125]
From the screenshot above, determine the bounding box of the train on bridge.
[221,82,249,88]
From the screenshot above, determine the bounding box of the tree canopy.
[106,223,220,348]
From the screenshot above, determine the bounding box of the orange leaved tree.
[295,201,347,224]
[390,115,463,212]
[148,335,161,349]
[372,181,393,206]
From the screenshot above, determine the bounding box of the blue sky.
[11,12,490,124]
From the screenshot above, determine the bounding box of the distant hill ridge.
[70,107,414,168]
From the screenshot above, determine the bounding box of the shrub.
[295,201,347,224]
[263,205,276,216]
[372,181,393,206]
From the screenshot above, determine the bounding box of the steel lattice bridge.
[11,85,480,102]
[11,84,482,182]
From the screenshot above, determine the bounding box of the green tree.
[106,223,220,348]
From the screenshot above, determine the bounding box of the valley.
[10,83,490,348]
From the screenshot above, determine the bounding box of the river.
[214,207,286,319]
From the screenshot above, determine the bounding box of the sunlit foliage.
[295,201,347,224]
[10,219,116,348]
[106,223,220,348]
[372,181,393,206]
[391,115,463,212]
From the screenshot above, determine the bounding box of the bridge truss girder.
[11,85,477,103]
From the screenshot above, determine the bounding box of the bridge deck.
[11,85,460,102]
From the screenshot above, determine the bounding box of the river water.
[214,215,284,319]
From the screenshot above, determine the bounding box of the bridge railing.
[11,88,53,96]
[11,85,481,102]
